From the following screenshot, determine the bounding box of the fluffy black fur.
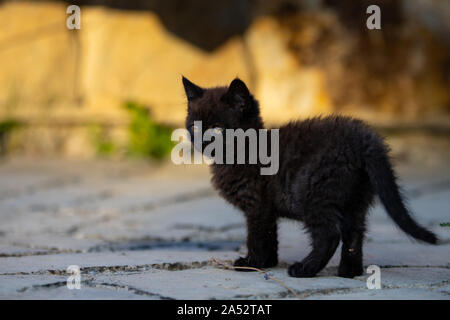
[182,76,438,278]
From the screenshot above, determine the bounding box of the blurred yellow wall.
[0,1,448,156]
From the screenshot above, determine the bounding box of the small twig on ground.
[209,258,300,298]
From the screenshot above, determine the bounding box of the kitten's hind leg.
[288,221,340,278]
[338,227,364,278]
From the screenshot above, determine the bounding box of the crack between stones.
[0,247,82,258]
[16,279,174,299]
[0,261,212,276]
[172,223,244,233]
[90,282,174,299]
[1,262,448,277]
[0,236,242,257]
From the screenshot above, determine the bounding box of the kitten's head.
[182,77,263,139]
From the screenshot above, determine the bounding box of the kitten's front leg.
[234,211,278,270]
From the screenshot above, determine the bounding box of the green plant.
[0,119,20,135]
[124,101,174,160]
[88,124,117,156]
[0,119,21,154]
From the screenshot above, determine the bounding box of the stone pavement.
[0,158,448,299]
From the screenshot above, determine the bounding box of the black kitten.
[182,76,438,278]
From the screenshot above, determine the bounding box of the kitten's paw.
[288,262,318,278]
[233,256,278,271]
[337,263,363,278]
[233,257,257,271]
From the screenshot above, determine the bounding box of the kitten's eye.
[213,127,223,135]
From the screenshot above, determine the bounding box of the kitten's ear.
[182,76,204,101]
[223,78,250,110]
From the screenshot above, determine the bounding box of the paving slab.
[93,267,365,300]
[0,158,448,299]
[1,285,151,300]
[374,267,450,288]
[0,274,68,295]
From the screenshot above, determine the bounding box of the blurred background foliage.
[0,0,448,164]
[88,101,174,159]
[124,101,174,160]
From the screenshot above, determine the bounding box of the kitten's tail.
[364,141,438,244]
